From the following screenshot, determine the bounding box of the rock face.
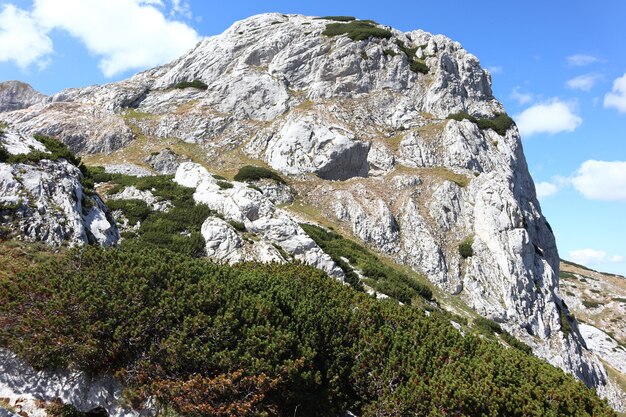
[0,12,622,409]
[0,81,47,113]
[0,349,153,417]
[174,162,344,278]
[0,127,118,246]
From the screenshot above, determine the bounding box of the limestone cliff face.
[0,13,621,407]
[0,81,47,113]
[0,126,118,247]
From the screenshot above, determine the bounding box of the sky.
[0,0,625,275]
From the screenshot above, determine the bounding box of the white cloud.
[0,4,52,69]
[487,66,502,75]
[535,181,558,198]
[514,99,582,137]
[2,0,200,77]
[569,248,607,265]
[569,249,624,265]
[566,74,600,92]
[571,160,626,201]
[32,0,200,77]
[567,54,599,67]
[510,87,533,105]
[604,73,626,113]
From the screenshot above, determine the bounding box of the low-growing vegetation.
[396,39,429,74]
[300,223,433,303]
[322,20,393,42]
[172,79,208,90]
[582,299,604,309]
[216,180,234,189]
[102,174,213,257]
[234,165,286,184]
[0,245,615,417]
[448,112,515,136]
[458,236,474,258]
[315,16,356,22]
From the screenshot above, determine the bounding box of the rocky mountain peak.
[0,13,623,410]
[0,81,47,113]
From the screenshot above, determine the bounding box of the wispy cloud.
[604,73,626,113]
[535,181,558,198]
[565,74,601,92]
[487,66,502,75]
[509,87,533,105]
[566,54,600,67]
[0,0,200,77]
[514,99,582,137]
[569,248,624,265]
[571,160,626,201]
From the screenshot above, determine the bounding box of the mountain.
[0,13,624,414]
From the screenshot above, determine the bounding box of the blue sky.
[1,0,625,274]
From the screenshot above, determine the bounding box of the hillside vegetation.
[0,244,615,417]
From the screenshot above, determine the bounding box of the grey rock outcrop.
[0,81,47,113]
[144,148,189,175]
[0,127,118,246]
[0,349,153,417]
[174,162,343,278]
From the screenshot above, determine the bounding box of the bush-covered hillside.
[0,244,615,417]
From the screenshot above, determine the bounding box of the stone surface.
[0,127,118,247]
[0,349,153,417]
[144,148,189,175]
[175,162,343,278]
[0,81,46,113]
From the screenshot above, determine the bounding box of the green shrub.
[300,223,433,302]
[396,40,429,74]
[0,245,615,417]
[447,112,515,136]
[0,121,7,136]
[560,308,572,335]
[84,166,113,183]
[172,80,208,90]
[216,180,234,189]
[382,49,398,57]
[234,165,286,184]
[106,199,151,226]
[458,237,474,258]
[212,174,227,180]
[322,20,393,42]
[0,144,9,163]
[316,16,356,22]
[473,317,503,335]
[500,331,533,355]
[559,271,577,280]
[582,300,603,309]
[228,220,246,232]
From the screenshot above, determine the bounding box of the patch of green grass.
[383,48,398,57]
[172,80,208,90]
[300,223,433,303]
[560,271,577,280]
[216,180,234,190]
[322,20,392,42]
[396,40,429,74]
[447,112,515,136]
[582,300,603,309]
[613,297,626,303]
[458,236,474,259]
[234,165,286,184]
